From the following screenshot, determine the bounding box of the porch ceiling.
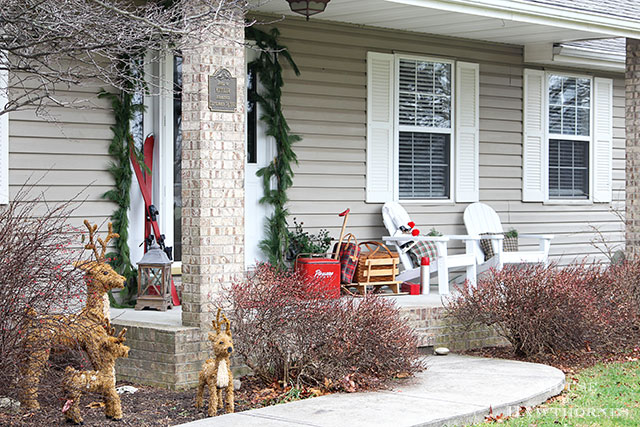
[250,0,640,45]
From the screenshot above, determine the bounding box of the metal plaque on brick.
[209,68,237,112]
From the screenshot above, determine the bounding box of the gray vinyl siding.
[265,17,625,264]
[7,84,117,226]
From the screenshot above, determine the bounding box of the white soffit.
[524,42,625,73]
[251,0,639,45]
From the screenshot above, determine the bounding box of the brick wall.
[180,19,246,328]
[113,320,209,390]
[400,306,508,351]
[627,38,640,259]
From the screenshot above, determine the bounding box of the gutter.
[385,0,640,39]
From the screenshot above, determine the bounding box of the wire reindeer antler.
[82,220,120,262]
[222,313,232,338]
[212,308,222,334]
[83,219,101,261]
[97,223,119,261]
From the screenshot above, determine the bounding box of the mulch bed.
[0,376,320,426]
[463,345,640,376]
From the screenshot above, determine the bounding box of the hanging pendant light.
[285,0,331,20]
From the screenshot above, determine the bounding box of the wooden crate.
[354,257,402,296]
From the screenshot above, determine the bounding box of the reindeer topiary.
[196,308,235,417]
[62,319,130,424]
[19,220,126,410]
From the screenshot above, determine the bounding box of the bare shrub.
[446,262,640,358]
[0,187,87,403]
[590,260,640,345]
[219,263,422,392]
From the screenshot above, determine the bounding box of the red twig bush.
[219,263,422,391]
[446,262,640,358]
[0,188,88,403]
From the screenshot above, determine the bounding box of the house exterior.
[2,0,640,388]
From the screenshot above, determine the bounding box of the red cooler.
[295,257,341,299]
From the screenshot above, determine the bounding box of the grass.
[496,360,640,426]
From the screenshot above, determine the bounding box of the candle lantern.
[135,240,172,311]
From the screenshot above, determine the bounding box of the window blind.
[549,139,589,199]
[399,132,450,199]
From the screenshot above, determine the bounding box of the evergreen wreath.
[99,85,146,305]
[246,27,302,268]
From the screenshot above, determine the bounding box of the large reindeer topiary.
[62,319,130,424]
[196,308,235,417]
[19,220,126,410]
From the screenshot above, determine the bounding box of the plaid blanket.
[333,239,360,284]
[480,232,518,261]
[408,240,438,266]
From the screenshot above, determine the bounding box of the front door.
[244,48,272,267]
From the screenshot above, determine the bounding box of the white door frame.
[244,46,274,268]
[128,51,176,267]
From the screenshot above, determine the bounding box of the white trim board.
[385,0,640,39]
[524,43,624,73]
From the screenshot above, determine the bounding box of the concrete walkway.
[179,354,565,427]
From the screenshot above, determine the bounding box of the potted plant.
[504,228,518,252]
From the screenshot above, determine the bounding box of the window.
[397,58,452,200]
[366,52,478,204]
[547,75,591,199]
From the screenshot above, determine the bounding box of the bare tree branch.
[0,0,256,115]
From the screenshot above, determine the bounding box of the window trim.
[543,71,594,203]
[393,54,456,203]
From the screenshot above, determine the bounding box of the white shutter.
[455,61,479,203]
[522,69,546,202]
[593,77,613,203]
[366,52,394,203]
[0,66,7,205]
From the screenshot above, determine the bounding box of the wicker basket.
[354,241,399,283]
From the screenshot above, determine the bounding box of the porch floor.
[110,306,183,327]
[109,293,451,327]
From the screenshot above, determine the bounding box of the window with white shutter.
[523,70,612,203]
[366,53,479,204]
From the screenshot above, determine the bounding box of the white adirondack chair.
[463,202,554,272]
[381,202,478,294]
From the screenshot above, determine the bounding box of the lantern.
[135,240,172,311]
[285,0,331,20]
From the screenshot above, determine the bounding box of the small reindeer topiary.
[196,308,235,417]
[62,319,130,424]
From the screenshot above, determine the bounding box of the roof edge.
[386,0,640,40]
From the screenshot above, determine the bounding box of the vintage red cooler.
[295,257,341,299]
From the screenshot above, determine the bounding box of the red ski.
[131,135,180,307]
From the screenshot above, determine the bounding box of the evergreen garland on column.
[98,88,145,304]
[246,27,301,268]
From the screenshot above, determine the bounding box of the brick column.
[627,38,640,259]
[181,20,245,327]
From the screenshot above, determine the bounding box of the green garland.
[98,88,145,305]
[246,27,301,268]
